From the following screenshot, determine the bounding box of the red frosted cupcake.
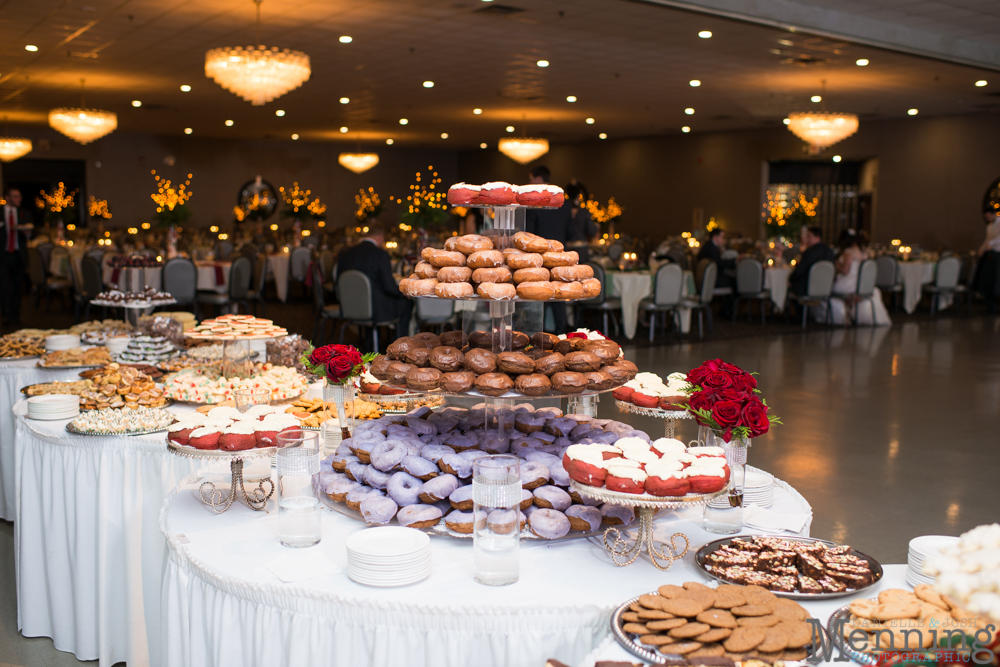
[188,426,222,450]
[447,183,481,206]
[612,386,634,401]
[479,182,515,205]
[220,422,258,451]
[644,460,690,497]
[514,184,550,206]
[563,445,607,487]
[605,463,647,494]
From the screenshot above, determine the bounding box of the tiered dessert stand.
[615,400,694,437]
[90,266,176,328]
[167,442,275,513]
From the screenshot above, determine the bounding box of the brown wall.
[457,113,1000,252]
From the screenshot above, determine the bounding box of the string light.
[150,170,193,213]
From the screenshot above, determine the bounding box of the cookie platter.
[66,422,170,437]
[695,536,884,600]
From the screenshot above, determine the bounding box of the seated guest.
[974,210,1000,313]
[789,226,835,296]
[697,228,736,316]
[336,223,412,347]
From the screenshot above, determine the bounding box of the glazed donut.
[401,455,439,480]
[422,248,467,268]
[441,371,476,393]
[436,266,473,283]
[486,509,520,535]
[444,510,477,534]
[514,373,551,396]
[474,372,514,396]
[533,485,572,511]
[369,440,408,472]
[327,478,360,501]
[601,504,635,526]
[512,231,551,253]
[403,347,430,367]
[581,278,602,298]
[385,471,424,506]
[438,452,473,478]
[512,267,549,284]
[507,252,544,270]
[449,484,474,510]
[464,348,497,374]
[542,251,579,268]
[547,239,565,252]
[583,339,621,364]
[403,278,439,296]
[344,461,369,482]
[444,236,460,252]
[417,473,460,503]
[419,444,454,464]
[345,486,383,511]
[565,505,602,532]
[454,234,494,255]
[385,362,416,385]
[515,412,546,434]
[550,371,588,394]
[427,346,464,372]
[447,183,481,206]
[497,351,535,374]
[564,350,602,372]
[435,282,474,298]
[534,351,566,376]
[331,453,358,472]
[396,504,443,529]
[478,182,515,205]
[477,282,516,300]
[414,261,439,279]
[520,461,550,490]
[550,264,593,282]
[472,267,512,284]
[406,367,443,391]
[363,465,392,490]
[359,495,398,525]
[466,250,505,269]
[528,508,570,539]
[552,281,585,299]
[387,337,426,360]
[516,281,555,300]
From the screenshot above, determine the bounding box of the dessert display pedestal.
[167,442,275,513]
[615,399,694,438]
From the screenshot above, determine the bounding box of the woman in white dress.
[821,230,892,326]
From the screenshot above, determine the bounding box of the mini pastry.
[497,351,535,374]
[550,371,587,394]
[440,371,476,393]
[514,373,551,396]
[474,372,514,396]
[428,346,465,372]
[477,282,516,300]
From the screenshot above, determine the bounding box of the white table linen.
[897,261,952,314]
[101,264,163,291]
[764,266,791,312]
[580,564,908,667]
[160,471,811,667]
[194,261,231,294]
[13,400,213,667]
[607,271,694,339]
[267,253,290,302]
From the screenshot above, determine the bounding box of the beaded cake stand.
[167,441,276,513]
[570,481,727,570]
[615,400,693,437]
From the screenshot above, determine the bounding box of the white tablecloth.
[580,563,909,667]
[607,271,694,339]
[101,263,163,291]
[13,400,214,667]
[0,359,80,520]
[194,261,231,294]
[897,261,952,314]
[267,253,290,302]
[160,471,811,667]
[764,266,792,312]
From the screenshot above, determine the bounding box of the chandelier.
[338,152,380,174]
[498,137,549,164]
[205,1,310,106]
[0,137,32,162]
[786,112,858,154]
[48,108,118,144]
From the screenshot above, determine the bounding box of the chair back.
[28,248,47,286]
[36,242,54,269]
[320,249,335,277]
[875,256,898,289]
[416,297,454,322]
[86,249,105,265]
[253,254,267,294]
[934,256,961,289]
[228,256,252,300]
[607,242,624,263]
[806,260,835,298]
[653,263,683,306]
[290,246,312,281]
[665,248,688,270]
[311,263,326,310]
[240,244,258,262]
[80,256,104,300]
[579,262,607,305]
[216,241,234,260]
[694,257,711,287]
[856,259,878,298]
[699,262,718,305]
[336,270,374,321]
[735,258,764,296]
[162,257,197,304]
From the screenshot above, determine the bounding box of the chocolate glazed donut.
[530,332,560,350]
[474,373,514,396]
[497,351,535,374]
[550,371,587,394]
[514,373,552,396]
[428,346,465,372]
[439,331,467,348]
[464,348,497,374]
[563,350,602,372]
[387,336,426,360]
[534,351,566,376]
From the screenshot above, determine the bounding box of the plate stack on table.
[906,534,957,587]
[26,394,79,421]
[345,526,432,587]
[743,470,775,508]
[45,334,81,351]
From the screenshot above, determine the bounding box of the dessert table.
[159,470,811,667]
[194,261,231,294]
[606,270,696,339]
[12,399,220,667]
[267,252,291,302]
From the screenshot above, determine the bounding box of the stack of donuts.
[399,232,601,301]
[447,181,564,207]
[369,329,638,397]
[316,403,656,538]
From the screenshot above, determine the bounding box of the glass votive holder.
[234,387,271,413]
[275,430,322,548]
[472,455,521,586]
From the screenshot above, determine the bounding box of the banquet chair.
[665,249,688,270]
[787,260,835,329]
[733,258,770,325]
[576,262,621,336]
[639,263,682,342]
[28,247,71,310]
[415,297,455,333]
[319,249,336,295]
[163,257,199,318]
[240,243,258,262]
[311,263,341,345]
[215,240,234,260]
[681,261,717,339]
[607,242,625,263]
[79,256,105,321]
[199,255,252,315]
[290,246,312,297]
[875,256,903,312]
[86,249,105,265]
[36,242,54,269]
[247,254,268,317]
[923,255,970,315]
[336,269,398,352]
[830,259,878,326]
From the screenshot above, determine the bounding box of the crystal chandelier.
[787,112,858,154]
[498,137,549,164]
[0,137,32,162]
[48,108,118,145]
[205,1,310,106]
[338,152,380,174]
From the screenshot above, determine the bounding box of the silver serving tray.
[37,363,104,370]
[695,535,884,600]
[66,422,170,437]
[0,354,40,362]
[826,603,879,665]
[615,399,694,419]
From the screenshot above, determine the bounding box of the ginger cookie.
[661,598,705,618]
[914,584,948,610]
[695,627,733,643]
[639,634,676,646]
[646,618,687,631]
[731,604,773,617]
[679,587,717,612]
[757,625,790,653]
[657,584,686,599]
[662,641,702,655]
[621,612,641,623]
[771,598,809,621]
[683,581,713,592]
[743,585,777,606]
[752,650,785,662]
[778,620,815,648]
[638,609,675,620]
[697,609,738,629]
[872,601,920,621]
[622,622,648,634]
[849,599,878,619]
[723,626,766,653]
[669,622,711,639]
[689,643,725,658]
[629,603,644,613]
[712,590,745,610]
[638,594,665,610]
[878,589,915,604]
[783,648,809,661]
[737,614,781,627]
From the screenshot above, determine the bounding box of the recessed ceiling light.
[441,132,449,139]
[908,108,918,115]
[783,118,790,125]
[340,126,348,133]
[856,59,869,66]
[180,85,191,92]
[811,95,822,103]
[423,81,434,88]
[184,127,193,135]
[275,109,285,116]
[585,117,595,124]
[339,97,349,104]
[777,39,794,46]
[832,155,842,162]
[505,126,515,132]
[684,108,695,115]
[291,133,300,140]
[566,95,577,103]
[131,100,142,107]
[399,118,408,125]
[473,108,482,115]
[25,45,38,52]
[599,133,607,139]
[225,119,234,126]
[698,31,712,38]
[976,80,988,87]
[480,142,487,149]
[339,36,352,43]
[386,138,394,145]
[681,126,691,133]
[537,60,549,67]
[689,80,701,87]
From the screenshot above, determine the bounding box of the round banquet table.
[267,252,291,303]
[160,470,812,667]
[0,359,80,520]
[194,260,232,294]
[606,270,696,340]
[12,399,221,667]
[897,260,953,314]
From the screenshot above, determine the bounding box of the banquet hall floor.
[0,315,998,665]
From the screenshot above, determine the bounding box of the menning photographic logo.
[805,617,997,664]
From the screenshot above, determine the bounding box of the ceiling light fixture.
[689,80,701,87]
[386,139,394,145]
[498,137,549,164]
[340,97,349,104]
[399,118,408,125]
[205,0,311,106]
[783,118,791,125]
[338,152,379,173]
[480,143,487,149]
[180,85,192,92]
[184,127,193,135]
[681,126,691,133]
[505,125,515,132]
[811,95,822,103]
[976,80,987,87]
[275,109,285,116]
[832,155,842,162]
[423,81,434,88]
[684,108,695,115]
[537,60,549,67]
[786,81,858,154]
[340,126,348,133]
[0,137,32,162]
[473,108,482,115]
[908,108,918,115]
[598,133,607,139]
[225,119,234,126]
[132,100,142,107]
[339,36,352,43]
[48,79,117,145]
[291,133,299,140]
[698,31,712,38]
[585,118,595,124]
[566,96,577,103]
[25,45,38,52]
[856,59,869,66]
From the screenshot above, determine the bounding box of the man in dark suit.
[0,187,32,327]
[697,228,736,317]
[524,165,571,333]
[789,226,836,296]
[336,223,411,351]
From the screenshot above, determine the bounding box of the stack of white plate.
[26,394,80,420]
[106,336,131,356]
[346,526,431,587]
[45,334,80,351]
[743,470,775,508]
[907,535,958,587]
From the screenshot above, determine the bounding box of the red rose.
[711,400,742,429]
[718,361,742,375]
[742,399,770,438]
[702,371,733,391]
[731,372,757,393]
[716,387,749,402]
[688,390,714,414]
[309,346,335,365]
[702,359,723,371]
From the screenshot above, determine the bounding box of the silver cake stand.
[167,440,276,513]
[615,400,693,437]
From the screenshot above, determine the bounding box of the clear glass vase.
[323,382,355,453]
[697,428,749,535]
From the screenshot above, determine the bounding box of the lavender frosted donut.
[335,442,353,456]
[407,406,434,419]
[549,462,571,487]
[369,440,408,472]
[529,508,571,539]
[360,495,398,525]
[519,488,535,510]
[351,439,380,463]
[431,498,452,515]
[480,434,511,454]
[418,434,444,448]
[364,466,391,490]
[345,461,369,482]
[565,505,602,531]
[353,429,387,443]
[570,424,602,440]
[603,421,634,436]
[620,429,651,443]
[535,407,563,420]
[601,504,635,526]
[345,486,383,511]
[420,444,455,464]
[418,473,460,503]
[525,451,561,468]
[515,412,547,433]
[486,509,520,535]
[510,437,540,457]
[405,418,437,436]
[449,484,475,510]
[589,431,620,446]
[444,510,477,534]
[426,414,459,433]
[396,504,443,529]
[326,478,360,501]
[520,462,550,490]
[402,440,425,456]
[590,418,612,428]
[444,434,478,451]
[522,504,540,519]
[552,437,573,449]
[401,455,439,480]
[533,485,572,511]
[569,489,603,506]
[537,444,566,458]
[565,414,593,423]
[317,470,341,488]
[386,471,423,506]
[533,431,557,444]
[331,454,359,472]
[438,453,473,478]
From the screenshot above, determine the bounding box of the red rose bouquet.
[300,344,376,385]
[684,359,780,442]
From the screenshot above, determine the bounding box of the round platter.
[166,439,276,459]
[825,602,878,665]
[37,363,105,370]
[570,480,729,509]
[615,400,694,419]
[0,355,40,362]
[66,422,170,437]
[695,535,884,600]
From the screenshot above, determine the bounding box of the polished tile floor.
[1,316,998,666]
